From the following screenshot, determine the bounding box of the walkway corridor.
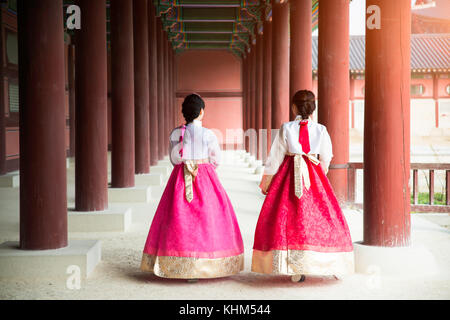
[0,151,449,300]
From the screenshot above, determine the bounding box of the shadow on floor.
[127,269,340,289]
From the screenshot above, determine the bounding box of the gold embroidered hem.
[141,253,244,279]
[251,249,354,276]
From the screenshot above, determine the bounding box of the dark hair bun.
[292,90,316,120]
[182,94,205,123]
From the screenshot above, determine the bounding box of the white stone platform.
[353,242,439,277]
[0,240,101,280]
[149,166,171,176]
[0,173,19,188]
[68,208,132,232]
[108,186,151,203]
[135,173,163,187]
[158,159,173,167]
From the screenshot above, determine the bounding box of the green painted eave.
[161,0,319,58]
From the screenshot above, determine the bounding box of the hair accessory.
[179,124,187,158]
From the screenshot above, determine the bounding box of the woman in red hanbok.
[252,90,354,282]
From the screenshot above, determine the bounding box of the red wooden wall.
[175,49,243,148]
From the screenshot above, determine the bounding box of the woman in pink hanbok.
[141,94,244,281]
[252,90,354,282]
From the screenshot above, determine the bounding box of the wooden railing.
[333,163,450,213]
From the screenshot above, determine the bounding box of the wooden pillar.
[290,0,312,121]
[242,55,247,151]
[164,35,170,155]
[249,44,256,131]
[250,44,257,155]
[173,51,177,126]
[433,74,439,128]
[18,0,67,249]
[247,51,252,136]
[262,19,272,162]
[350,77,355,129]
[0,75,4,174]
[271,0,290,129]
[364,0,411,246]
[68,44,76,158]
[243,55,249,152]
[169,47,174,129]
[156,19,165,160]
[134,0,150,174]
[255,32,264,160]
[110,0,135,188]
[172,49,178,127]
[75,0,108,211]
[317,0,350,203]
[148,3,159,166]
[168,46,171,132]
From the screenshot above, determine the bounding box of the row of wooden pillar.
[18,0,176,250]
[16,0,412,250]
[243,0,411,247]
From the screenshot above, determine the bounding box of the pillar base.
[248,161,258,169]
[353,241,439,277]
[135,173,163,186]
[236,153,246,161]
[68,208,132,232]
[108,186,151,203]
[150,165,171,176]
[254,166,264,175]
[0,173,19,188]
[158,159,173,168]
[0,240,101,280]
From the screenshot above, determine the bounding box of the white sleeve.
[264,124,288,175]
[207,130,221,168]
[319,127,333,172]
[169,127,183,166]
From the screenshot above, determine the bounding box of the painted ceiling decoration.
[155,0,319,57]
[155,0,266,57]
[57,0,319,58]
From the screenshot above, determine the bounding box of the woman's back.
[265,116,333,175]
[169,120,221,167]
[282,116,332,157]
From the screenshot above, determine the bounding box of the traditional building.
[311,34,450,136]
[412,0,450,34]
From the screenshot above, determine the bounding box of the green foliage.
[411,192,446,205]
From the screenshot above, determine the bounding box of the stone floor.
[0,150,449,300]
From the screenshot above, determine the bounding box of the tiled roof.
[312,33,450,73]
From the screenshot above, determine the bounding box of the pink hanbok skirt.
[252,155,354,276]
[141,163,244,279]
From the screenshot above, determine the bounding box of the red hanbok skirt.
[252,155,354,276]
